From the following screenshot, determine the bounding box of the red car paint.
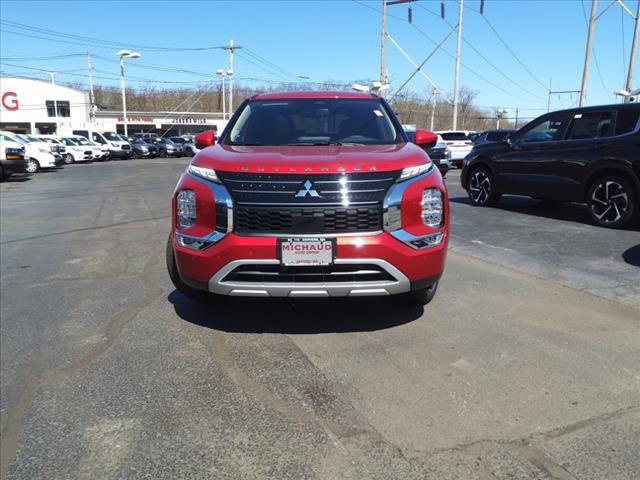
[169,92,449,301]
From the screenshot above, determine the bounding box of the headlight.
[398,161,432,181]
[188,164,220,183]
[176,190,196,229]
[422,188,443,227]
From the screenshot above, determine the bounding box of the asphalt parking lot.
[1,159,638,479]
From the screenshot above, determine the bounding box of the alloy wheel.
[469,170,493,204]
[25,158,39,174]
[589,180,629,225]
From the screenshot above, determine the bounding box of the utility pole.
[514,108,519,128]
[430,87,437,131]
[380,0,387,88]
[547,78,552,112]
[87,52,95,121]
[222,40,242,116]
[452,0,464,130]
[579,0,598,107]
[624,0,640,102]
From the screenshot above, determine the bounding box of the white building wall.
[0,76,90,135]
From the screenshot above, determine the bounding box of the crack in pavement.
[0,256,164,479]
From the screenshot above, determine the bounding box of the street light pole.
[117,50,141,137]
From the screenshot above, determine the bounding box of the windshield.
[13,134,29,144]
[103,132,121,141]
[227,98,401,146]
[26,135,44,142]
[73,137,92,145]
[62,138,78,146]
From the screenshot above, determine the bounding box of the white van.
[0,131,61,173]
[73,130,131,159]
[60,136,105,162]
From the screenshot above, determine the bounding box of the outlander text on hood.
[166,92,449,305]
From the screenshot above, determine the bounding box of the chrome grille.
[218,171,398,235]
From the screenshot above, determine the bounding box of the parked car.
[58,137,97,162]
[403,126,450,177]
[167,92,449,306]
[473,129,517,146]
[72,130,131,159]
[0,136,27,181]
[66,136,108,161]
[436,130,474,167]
[461,103,640,228]
[170,136,199,157]
[0,131,61,173]
[130,138,159,159]
[153,137,183,157]
[34,135,70,164]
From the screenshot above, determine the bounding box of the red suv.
[166,92,449,305]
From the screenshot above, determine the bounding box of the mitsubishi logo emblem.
[296,180,320,197]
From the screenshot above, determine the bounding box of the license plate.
[279,238,335,266]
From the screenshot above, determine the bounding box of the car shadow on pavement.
[622,244,640,267]
[168,290,423,334]
[449,195,640,231]
[2,175,31,183]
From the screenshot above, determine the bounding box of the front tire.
[401,282,438,306]
[166,234,214,302]
[26,158,40,174]
[467,166,500,206]
[65,154,75,164]
[131,150,140,159]
[587,175,637,228]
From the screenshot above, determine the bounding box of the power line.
[0,20,224,52]
[352,0,545,104]
[464,3,548,90]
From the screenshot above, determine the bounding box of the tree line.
[85,81,515,132]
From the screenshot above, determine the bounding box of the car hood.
[191,143,429,173]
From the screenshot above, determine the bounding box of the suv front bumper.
[173,229,447,298]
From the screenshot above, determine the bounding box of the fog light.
[176,234,209,250]
[176,190,196,229]
[422,188,443,227]
[410,232,444,249]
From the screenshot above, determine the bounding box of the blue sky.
[1,0,638,119]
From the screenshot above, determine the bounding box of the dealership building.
[0,76,227,136]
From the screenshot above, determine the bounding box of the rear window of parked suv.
[440,132,469,141]
[566,111,613,140]
[615,110,640,136]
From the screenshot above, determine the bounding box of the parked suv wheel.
[587,175,637,228]
[467,166,500,206]
[166,234,215,302]
[25,158,40,174]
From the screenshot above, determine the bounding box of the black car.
[1,147,27,181]
[473,129,517,146]
[461,104,640,228]
[153,137,183,158]
[130,138,159,159]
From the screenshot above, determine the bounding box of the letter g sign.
[2,92,19,111]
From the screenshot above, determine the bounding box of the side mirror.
[194,130,216,149]
[413,129,438,149]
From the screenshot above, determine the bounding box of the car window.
[517,114,566,143]
[228,98,400,146]
[440,132,468,141]
[566,111,614,140]
[615,109,640,136]
[92,133,105,144]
